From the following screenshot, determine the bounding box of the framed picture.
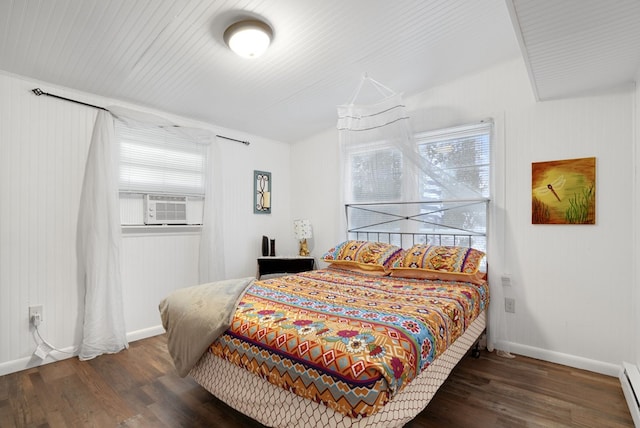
[532,157,595,224]
[254,170,271,214]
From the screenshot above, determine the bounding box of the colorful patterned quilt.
[209,268,489,418]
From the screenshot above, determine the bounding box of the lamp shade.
[224,20,273,58]
[293,219,312,240]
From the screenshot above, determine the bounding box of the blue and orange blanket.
[209,268,488,417]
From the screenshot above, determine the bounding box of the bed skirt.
[189,310,486,428]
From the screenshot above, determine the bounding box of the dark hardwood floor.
[0,334,633,427]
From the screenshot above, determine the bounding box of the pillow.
[392,244,485,274]
[389,267,486,285]
[327,262,391,277]
[322,240,404,271]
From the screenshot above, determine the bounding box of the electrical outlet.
[504,298,515,313]
[501,275,512,287]
[29,305,43,325]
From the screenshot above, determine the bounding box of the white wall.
[292,58,635,375]
[290,128,341,262]
[218,133,296,279]
[0,71,293,375]
[0,74,92,373]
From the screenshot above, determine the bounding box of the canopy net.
[337,76,488,243]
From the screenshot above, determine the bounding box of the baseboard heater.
[620,362,640,427]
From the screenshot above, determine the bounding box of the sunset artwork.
[531,157,595,225]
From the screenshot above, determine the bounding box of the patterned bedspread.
[209,268,489,418]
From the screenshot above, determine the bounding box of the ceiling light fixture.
[224,19,273,59]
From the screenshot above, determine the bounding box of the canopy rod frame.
[31,88,250,146]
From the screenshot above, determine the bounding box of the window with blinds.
[117,122,207,196]
[116,121,207,226]
[415,122,491,200]
[348,146,403,203]
[415,122,491,250]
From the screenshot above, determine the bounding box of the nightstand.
[257,256,315,279]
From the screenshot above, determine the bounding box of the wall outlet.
[29,305,43,325]
[501,275,512,287]
[504,298,515,313]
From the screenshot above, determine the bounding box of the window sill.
[121,224,202,236]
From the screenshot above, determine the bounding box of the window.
[414,122,491,250]
[116,121,208,226]
[415,123,490,200]
[345,140,404,236]
[348,145,403,203]
[118,123,207,195]
[345,122,491,250]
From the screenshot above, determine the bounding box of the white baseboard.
[0,325,166,377]
[126,325,165,342]
[495,340,621,377]
[0,346,77,377]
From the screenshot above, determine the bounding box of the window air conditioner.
[144,195,187,225]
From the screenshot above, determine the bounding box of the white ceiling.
[507,0,640,101]
[0,1,639,143]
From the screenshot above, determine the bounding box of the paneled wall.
[120,231,201,337]
[0,74,94,371]
[0,72,294,375]
[292,58,635,375]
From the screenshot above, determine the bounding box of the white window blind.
[117,121,207,196]
[348,144,403,203]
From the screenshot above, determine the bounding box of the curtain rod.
[216,134,250,146]
[31,88,251,146]
[31,88,109,111]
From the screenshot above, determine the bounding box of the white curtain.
[199,137,226,282]
[77,110,128,360]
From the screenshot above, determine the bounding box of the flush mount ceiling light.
[224,19,273,59]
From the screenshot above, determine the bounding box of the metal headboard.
[346,200,489,250]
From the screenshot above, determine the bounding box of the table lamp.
[293,219,312,256]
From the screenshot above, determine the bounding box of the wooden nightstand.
[257,256,315,279]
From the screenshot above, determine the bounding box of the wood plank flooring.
[0,335,633,427]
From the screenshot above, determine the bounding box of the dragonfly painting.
[531,157,595,225]
[534,175,566,202]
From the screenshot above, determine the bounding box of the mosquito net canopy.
[337,76,488,242]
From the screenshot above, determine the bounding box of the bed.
[162,203,490,427]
